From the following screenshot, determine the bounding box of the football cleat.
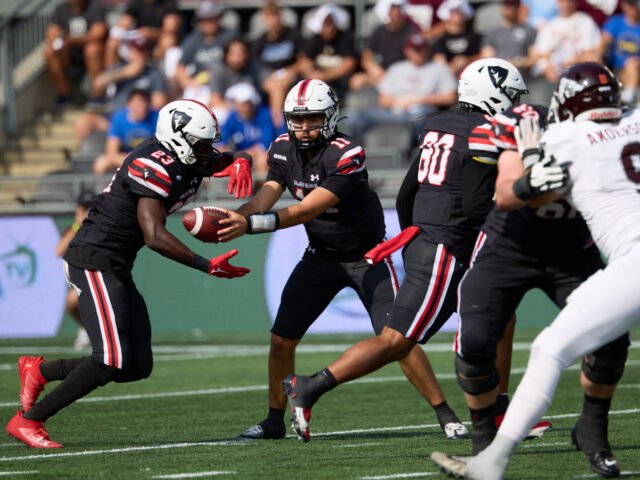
[283,374,312,443]
[495,414,551,441]
[431,452,474,479]
[235,422,286,441]
[444,422,469,440]
[6,410,63,448]
[571,422,620,478]
[431,451,507,480]
[18,356,47,412]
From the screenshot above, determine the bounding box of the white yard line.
[360,473,439,479]
[0,472,38,477]
[151,472,236,479]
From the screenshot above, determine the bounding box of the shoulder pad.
[127,157,172,197]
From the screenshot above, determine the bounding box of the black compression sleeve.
[396,154,421,230]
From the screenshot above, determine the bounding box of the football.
[182,206,230,243]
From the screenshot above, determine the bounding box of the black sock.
[265,407,285,425]
[40,357,87,382]
[582,394,611,422]
[470,404,497,455]
[24,357,116,423]
[434,401,460,429]
[494,393,510,417]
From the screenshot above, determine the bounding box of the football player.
[442,101,629,475]
[219,78,467,442]
[6,100,252,448]
[431,62,639,479]
[275,59,530,442]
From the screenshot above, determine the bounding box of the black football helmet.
[548,62,621,123]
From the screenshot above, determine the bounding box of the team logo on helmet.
[557,77,585,103]
[171,110,192,133]
[488,66,508,88]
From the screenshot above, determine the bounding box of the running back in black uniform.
[388,109,500,343]
[454,103,630,455]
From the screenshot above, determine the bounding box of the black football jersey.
[484,104,594,257]
[64,137,203,273]
[408,110,500,262]
[266,132,385,261]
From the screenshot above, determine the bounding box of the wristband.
[512,173,536,201]
[190,254,210,273]
[71,222,81,233]
[521,148,542,170]
[246,212,279,234]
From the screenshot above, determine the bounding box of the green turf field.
[1,329,639,480]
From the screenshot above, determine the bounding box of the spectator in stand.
[55,189,96,351]
[73,36,167,150]
[298,4,358,99]
[208,38,271,125]
[105,0,181,67]
[219,82,280,177]
[480,0,537,76]
[345,33,458,146]
[601,0,640,105]
[93,89,159,175]
[349,0,421,92]
[521,0,557,29]
[432,0,482,76]
[174,1,236,105]
[45,0,107,108]
[530,0,601,85]
[255,2,306,128]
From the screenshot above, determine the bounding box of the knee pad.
[455,354,499,395]
[582,340,629,385]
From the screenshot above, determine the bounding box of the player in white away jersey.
[431,62,639,479]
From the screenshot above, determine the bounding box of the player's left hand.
[528,155,567,193]
[208,249,250,278]
[213,156,252,199]
[364,226,420,265]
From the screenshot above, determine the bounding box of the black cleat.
[571,421,620,478]
[283,374,312,442]
[236,421,286,441]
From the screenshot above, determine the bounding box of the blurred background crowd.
[0,0,636,193]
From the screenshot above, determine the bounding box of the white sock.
[621,88,636,105]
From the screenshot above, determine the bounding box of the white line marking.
[572,473,640,479]
[333,442,389,448]
[151,472,236,479]
[521,441,569,449]
[0,472,38,477]
[360,473,439,479]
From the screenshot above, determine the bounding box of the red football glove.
[364,226,420,265]
[208,249,250,278]
[213,157,252,199]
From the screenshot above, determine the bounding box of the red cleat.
[6,410,62,448]
[495,413,551,440]
[18,356,47,411]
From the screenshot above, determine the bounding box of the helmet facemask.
[179,131,223,175]
[284,109,336,150]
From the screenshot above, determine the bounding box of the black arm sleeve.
[396,153,421,230]
[462,156,497,225]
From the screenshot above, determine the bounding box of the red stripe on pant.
[88,271,118,368]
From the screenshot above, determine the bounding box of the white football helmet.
[458,58,528,115]
[283,79,339,149]
[155,99,222,171]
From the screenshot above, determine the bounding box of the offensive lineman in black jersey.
[277,59,530,442]
[6,100,252,448]
[219,79,467,442]
[433,102,629,475]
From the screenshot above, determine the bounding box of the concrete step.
[6,148,69,163]
[34,122,76,137]
[8,161,68,177]
[19,135,77,150]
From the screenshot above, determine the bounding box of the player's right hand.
[208,249,250,278]
[528,155,567,194]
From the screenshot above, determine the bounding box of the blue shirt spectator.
[602,10,640,71]
[108,107,158,152]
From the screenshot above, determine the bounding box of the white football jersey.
[541,108,640,261]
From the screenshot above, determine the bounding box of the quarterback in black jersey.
[276,59,530,442]
[220,79,466,442]
[444,99,629,473]
[6,100,252,449]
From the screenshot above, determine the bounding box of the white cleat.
[430,451,506,480]
[444,422,469,440]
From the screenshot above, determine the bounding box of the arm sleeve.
[396,153,420,230]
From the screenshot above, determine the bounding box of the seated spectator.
[45,0,107,108]
[219,82,281,177]
[255,1,306,128]
[93,89,159,175]
[298,4,358,99]
[105,0,181,67]
[480,0,537,74]
[521,0,557,29]
[208,37,271,124]
[601,0,640,105]
[530,0,601,84]
[349,0,421,91]
[174,1,236,105]
[73,36,167,148]
[345,34,457,146]
[432,0,482,76]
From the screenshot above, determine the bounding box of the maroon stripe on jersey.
[88,271,118,367]
[410,248,454,340]
[297,79,311,106]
